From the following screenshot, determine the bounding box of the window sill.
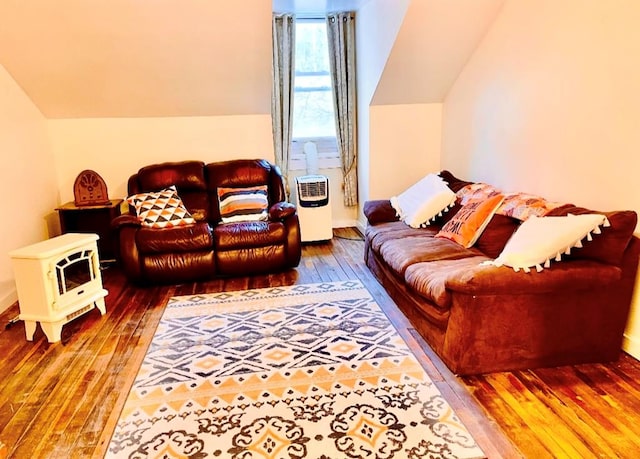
[289,136,341,172]
[290,154,341,171]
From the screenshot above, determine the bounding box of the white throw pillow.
[488,213,610,272]
[390,174,456,228]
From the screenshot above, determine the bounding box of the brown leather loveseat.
[112,159,302,284]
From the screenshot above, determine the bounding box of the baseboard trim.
[332,219,357,229]
[0,289,17,314]
[622,332,640,360]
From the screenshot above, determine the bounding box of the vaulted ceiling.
[0,1,274,118]
[0,0,504,119]
[372,0,505,105]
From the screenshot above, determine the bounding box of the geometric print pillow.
[217,185,269,223]
[456,182,502,206]
[126,185,196,228]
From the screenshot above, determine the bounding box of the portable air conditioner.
[296,174,332,242]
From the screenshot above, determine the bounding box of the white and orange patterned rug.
[106,280,485,458]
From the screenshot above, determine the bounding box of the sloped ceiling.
[273,0,372,14]
[0,1,273,118]
[0,0,503,119]
[373,0,505,105]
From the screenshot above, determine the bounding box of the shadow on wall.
[45,211,61,238]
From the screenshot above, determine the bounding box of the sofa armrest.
[111,213,142,229]
[269,201,297,221]
[445,260,622,295]
[363,200,399,225]
[265,201,301,266]
[110,219,143,282]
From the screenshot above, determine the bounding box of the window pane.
[293,89,336,137]
[292,20,336,139]
[295,21,330,73]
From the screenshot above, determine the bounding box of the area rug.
[106,280,485,458]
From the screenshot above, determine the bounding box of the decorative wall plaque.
[73,170,110,206]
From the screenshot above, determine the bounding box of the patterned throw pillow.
[456,183,502,205]
[497,192,563,221]
[435,194,505,248]
[126,185,195,228]
[218,185,269,223]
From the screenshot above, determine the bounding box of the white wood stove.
[9,233,108,343]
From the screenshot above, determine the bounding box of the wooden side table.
[56,199,123,262]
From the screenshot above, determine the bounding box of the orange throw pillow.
[435,194,505,248]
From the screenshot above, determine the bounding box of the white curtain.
[326,12,357,207]
[271,13,296,198]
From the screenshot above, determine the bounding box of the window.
[290,19,340,170]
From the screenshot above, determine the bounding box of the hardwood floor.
[0,227,638,458]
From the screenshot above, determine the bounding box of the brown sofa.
[364,171,639,375]
[112,159,302,284]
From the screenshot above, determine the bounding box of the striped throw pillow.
[217,185,269,223]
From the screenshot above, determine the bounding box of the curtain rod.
[273,11,354,20]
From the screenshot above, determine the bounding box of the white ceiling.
[273,0,372,14]
[0,0,504,119]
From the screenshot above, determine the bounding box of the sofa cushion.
[435,194,505,248]
[545,205,637,266]
[136,222,212,253]
[136,161,207,191]
[363,200,399,225]
[438,170,473,193]
[214,221,286,250]
[366,221,439,255]
[474,214,520,258]
[404,256,491,309]
[379,235,481,276]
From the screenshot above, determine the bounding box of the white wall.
[47,115,359,228]
[48,115,274,203]
[0,64,58,312]
[356,0,411,108]
[371,0,506,106]
[442,0,640,357]
[355,0,411,227]
[369,103,442,200]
